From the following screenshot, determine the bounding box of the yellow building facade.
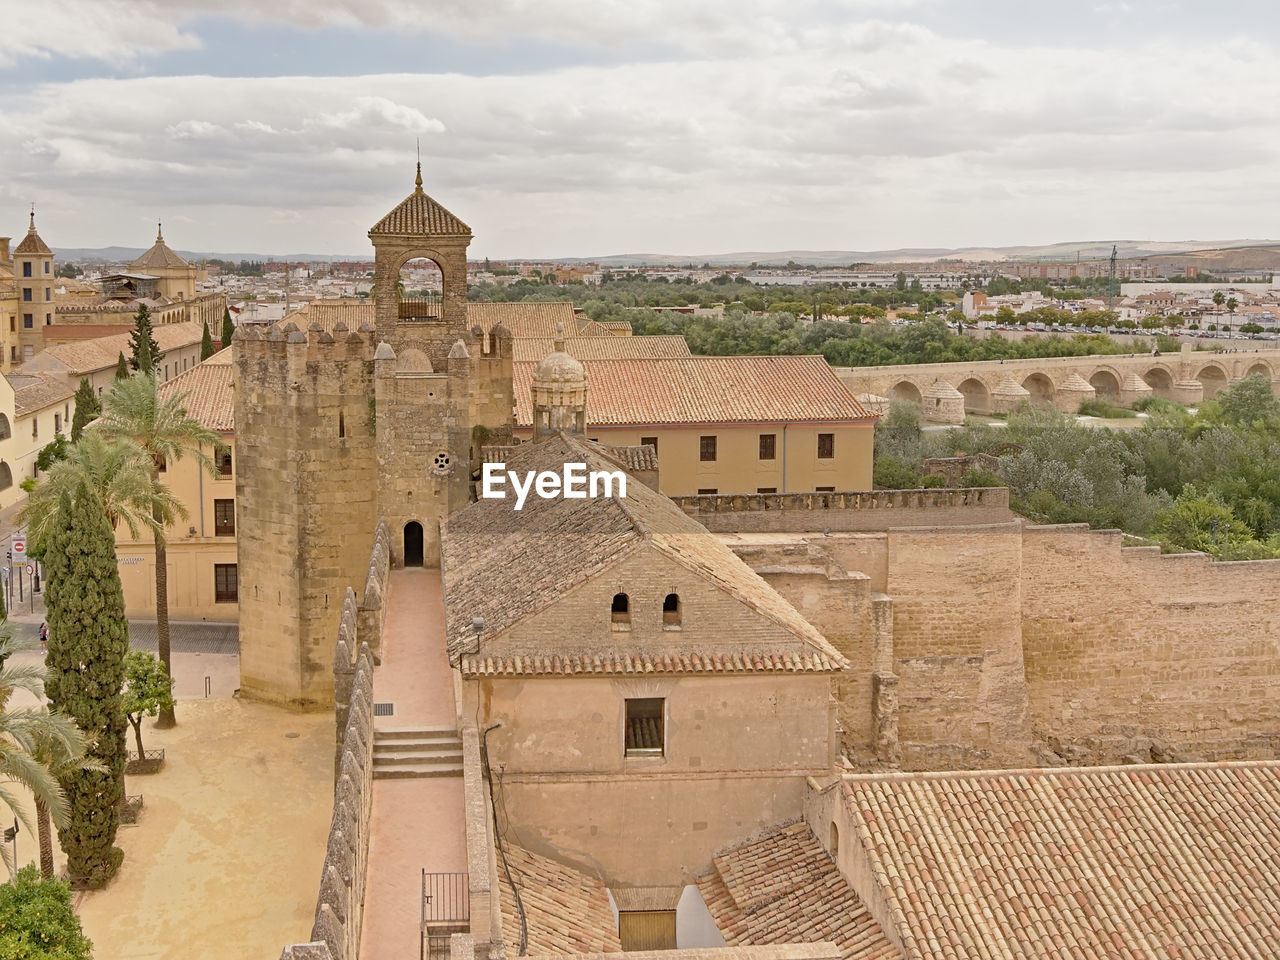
[115,350,238,622]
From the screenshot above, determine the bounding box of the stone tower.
[14,211,54,361]
[531,324,587,441]
[233,166,515,707]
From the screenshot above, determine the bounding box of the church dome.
[533,324,585,384]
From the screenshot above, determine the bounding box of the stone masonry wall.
[1021,525,1280,762]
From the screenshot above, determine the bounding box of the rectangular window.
[214,499,235,536]
[22,314,32,329]
[625,698,664,757]
[214,563,238,603]
[43,261,49,274]
[640,436,658,454]
[53,413,60,433]
[44,313,51,325]
[697,488,718,495]
[44,288,50,301]
[31,418,37,439]
[22,289,31,302]
[818,433,835,459]
[757,487,778,494]
[216,448,233,477]
[22,263,31,278]
[699,435,717,461]
[816,486,835,492]
[759,433,776,460]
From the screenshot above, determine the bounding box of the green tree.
[30,724,105,881]
[221,306,234,350]
[121,651,174,760]
[128,304,160,374]
[42,482,129,888]
[114,352,129,381]
[34,435,69,474]
[0,865,94,958]
[199,321,214,361]
[99,375,216,728]
[70,378,100,443]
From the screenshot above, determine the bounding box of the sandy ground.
[0,686,334,960]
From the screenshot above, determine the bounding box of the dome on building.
[532,325,585,385]
[130,223,192,271]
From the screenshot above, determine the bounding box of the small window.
[699,435,717,461]
[22,288,31,302]
[697,488,717,495]
[44,288,51,301]
[22,346,32,361]
[164,364,169,380]
[44,313,51,325]
[757,487,777,494]
[816,486,835,492]
[611,592,630,626]
[21,263,31,278]
[214,499,235,536]
[640,436,658,454]
[625,698,664,757]
[43,261,49,275]
[22,314,32,329]
[338,410,346,438]
[8,317,13,332]
[53,413,60,433]
[832,821,840,856]
[818,433,835,459]
[214,563,238,603]
[662,593,680,628]
[759,433,776,460]
[216,448,233,477]
[31,418,37,440]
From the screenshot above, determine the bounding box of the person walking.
[39,621,47,654]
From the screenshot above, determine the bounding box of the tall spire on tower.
[28,204,35,232]
[157,221,164,243]
[414,139,423,194]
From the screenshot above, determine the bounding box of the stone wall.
[280,524,389,960]
[672,487,1011,533]
[1021,524,1280,763]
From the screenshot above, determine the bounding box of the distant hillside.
[51,239,1280,268]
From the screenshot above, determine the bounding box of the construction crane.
[1107,244,1117,313]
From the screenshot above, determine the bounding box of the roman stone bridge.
[836,344,1280,423]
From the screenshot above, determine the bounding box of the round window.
[431,452,451,476]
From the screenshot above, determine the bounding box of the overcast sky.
[3,1,1279,259]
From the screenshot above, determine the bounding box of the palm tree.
[97,374,216,727]
[0,629,101,878]
[20,432,177,550]
[1226,296,1239,337]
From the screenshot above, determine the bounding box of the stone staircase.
[372,727,463,780]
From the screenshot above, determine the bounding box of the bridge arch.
[1247,361,1273,380]
[1195,362,1229,398]
[1143,366,1175,399]
[957,377,991,415]
[1088,369,1122,402]
[891,380,922,405]
[1021,373,1055,406]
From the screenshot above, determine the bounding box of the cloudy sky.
[2,1,1279,258]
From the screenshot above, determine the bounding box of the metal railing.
[421,870,469,960]
[399,296,443,321]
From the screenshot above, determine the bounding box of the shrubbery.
[0,866,94,959]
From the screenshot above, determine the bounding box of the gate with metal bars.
[421,870,470,960]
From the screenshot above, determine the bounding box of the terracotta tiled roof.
[513,336,691,362]
[441,434,845,669]
[275,299,375,333]
[5,371,74,417]
[466,302,610,338]
[159,352,233,432]
[596,320,633,334]
[843,760,1280,960]
[697,822,901,960]
[129,238,191,271]
[462,650,844,677]
[31,321,206,375]
[369,186,471,237]
[498,844,622,956]
[14,227,51,256]
[526,948,842,960]
[598,442,658,473]
[514,356,875,427]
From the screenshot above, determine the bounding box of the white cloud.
[3,8,1280,255]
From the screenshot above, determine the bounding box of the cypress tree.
[199,321,214,361]
[114,352,129,381]
[43,483,129,887]
[70,378,100,442]
[128,304,160,374]
[221,305,234,349]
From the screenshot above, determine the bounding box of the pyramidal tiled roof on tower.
[14,212,52,256]
[369,163,471,237]
[129,224,191,270]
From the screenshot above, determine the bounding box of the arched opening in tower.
[397,258,444,321]
[403,521,425,567]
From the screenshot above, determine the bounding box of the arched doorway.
[404,521,424,567]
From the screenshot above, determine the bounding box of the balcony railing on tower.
[399,294,443,321]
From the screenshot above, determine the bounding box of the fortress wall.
[1021,525,1280,762]
[674,487,1011,533]
[884,525,1033,769]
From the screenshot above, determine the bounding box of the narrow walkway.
[360,567,467,960]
